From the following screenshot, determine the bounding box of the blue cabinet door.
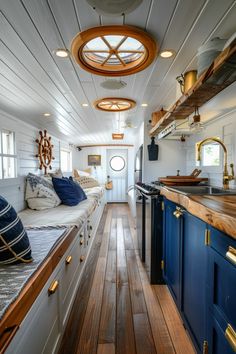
[182,212,208,353]
[163,199,182,307]
[207,226,236,353]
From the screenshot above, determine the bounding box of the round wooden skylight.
[71,25,158,76]
[94,97,136,112]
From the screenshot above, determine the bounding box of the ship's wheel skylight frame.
[71,25,158,76]
[94,97,136,112]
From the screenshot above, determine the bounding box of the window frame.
[195,135,223,174]
[0,129,17,180]
[60,148,72,173]
[109,155,126,172]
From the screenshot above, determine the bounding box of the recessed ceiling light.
[82,103,89,107]
[159,50,175,58]
[43,113,51,117]
[141,103,148,107]
[55,49,70,58]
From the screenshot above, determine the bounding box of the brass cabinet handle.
[173,207,184,219]
[226,246,236,265]
[65,255,72,265]
[80,239,84,245]
[80,256,85,263]
[225,324,236,352]
[48,280,59,296]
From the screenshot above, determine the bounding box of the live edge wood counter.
[161,187,236,239]
[0,226,77,352]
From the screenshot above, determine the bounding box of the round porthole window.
[71,25,158,76]
[110,156,125,171]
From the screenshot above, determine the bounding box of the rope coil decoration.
[35,130,55,174]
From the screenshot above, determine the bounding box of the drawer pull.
[226,246,236,265]
[48,280,59,296]
[80,256,85,263]
[80,239,84,245]
[88,234,91,239]
[89,225,93,230]
[225,324,236,352]
[80,233,83,238]
[65,255,72,265]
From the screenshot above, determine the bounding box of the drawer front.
[209,226,236,262]
[208,314,235,354]
[6,271,61,354]
[60,228,86,326]
[209,247,236,329]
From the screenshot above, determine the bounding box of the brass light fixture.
[71,25,158,76]
[94,97,136,112]
[112,133,124,140]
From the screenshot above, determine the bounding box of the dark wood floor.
[59,204,196,354]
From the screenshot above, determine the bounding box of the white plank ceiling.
[0,0,236,145]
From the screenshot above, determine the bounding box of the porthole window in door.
[110,155,125,172]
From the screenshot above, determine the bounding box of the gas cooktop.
[135,182,161,195]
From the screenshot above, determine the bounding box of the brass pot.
[176,70,197,94]
[184,70,197,93]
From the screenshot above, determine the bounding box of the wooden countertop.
[161,187,236,239]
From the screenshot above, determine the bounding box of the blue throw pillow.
[0,196,32,265]
[52,177,87,206]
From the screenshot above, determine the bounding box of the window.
[202,143,220,166]
[60,149,72,172]
[110,156,125,171]
[0,130,17,179]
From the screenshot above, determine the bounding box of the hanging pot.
[176,70,197,94]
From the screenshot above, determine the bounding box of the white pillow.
[25,173,61,210]
[74,176,99,189]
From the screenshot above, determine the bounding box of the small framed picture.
[88,155,101,166]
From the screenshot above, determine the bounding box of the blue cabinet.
[182,212,208,353]
[163,199,183,307]
[163,198,236,354]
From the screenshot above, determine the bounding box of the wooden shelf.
[149,38,236,137]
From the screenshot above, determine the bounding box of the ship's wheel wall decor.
[94,97,136,112]
[35,130,55,174]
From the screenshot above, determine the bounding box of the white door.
[106,149,128,202]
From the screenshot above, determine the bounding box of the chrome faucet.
[196,137,234,190]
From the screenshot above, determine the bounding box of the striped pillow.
[0,196,32,265]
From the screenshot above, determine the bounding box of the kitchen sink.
[167,185,236,195]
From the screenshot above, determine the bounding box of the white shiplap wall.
[185,109,236,187]
[0,109,61,211]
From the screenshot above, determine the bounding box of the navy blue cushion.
[0,196,32,265]
[52,177,87,206]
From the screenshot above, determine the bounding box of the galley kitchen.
[0,1,236,354]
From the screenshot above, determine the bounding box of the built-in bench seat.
[0,186,106,354]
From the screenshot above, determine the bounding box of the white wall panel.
[0,109,63,211]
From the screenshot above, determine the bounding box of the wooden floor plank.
[154,285,196,354]
[133,313,157,354]
[76,210,112,354]
[117,218,128,285]
[98,249,116,345]
[97,343,115,354]
[109,218,117,251]
[126,249,147,314]
[122,215,134,250]
[135,250,175,354]
[117,284,136,354]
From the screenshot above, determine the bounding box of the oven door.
[136,188,145,262]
